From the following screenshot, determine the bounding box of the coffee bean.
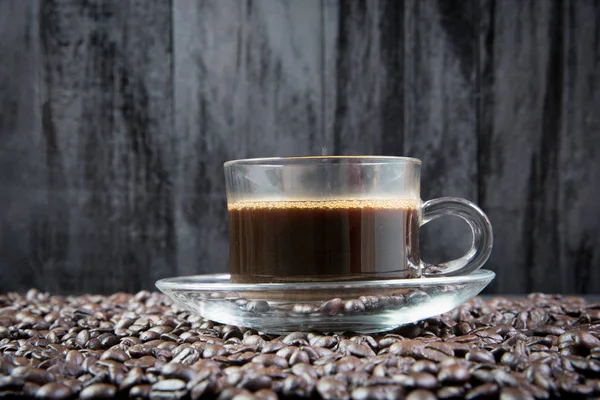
[343,299,366,314]
[79,383,117,399]
[118,366,145,392]
[0,375,24,390]
[533,325,565,336]
[292,303,318,314]
[411,372,437,389]
[259,340,284,354]
[407,290,429,304]
[129,384,152,398]
[292,363,318,379]
[289,349,310,365]
[124,355,157,369]
[152,378,186,391]
[245,301,269,313]
[218,387,252,400]
[336,356,360,372]
[410,360,438,375]
[281,374,314,397]
[282,332,309,347]
[466,383,499,399]
[389,340,425,358]
[406,389,436,400]
[437,386,465,399]
[357,296,376,311]
[343,340,375,358]
[254,389,278,400]
[312,336,338,348]
[239,374,272,391]
[252,354,288,369]
[466,349,495,364]
[438,364,470,384]
[11,366,53,385]
[317,377,348,400]
[36,382,72,399]
[499,387,534,400]
[99,348,129,362]
[575,332,600,349]
[352,385,404,400]
[87,338,102,350]
[203,344,226,358]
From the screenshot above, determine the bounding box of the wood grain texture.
[559,0,600,293]
[0,0,598,294]
[477,0,600,293]
[0,0,175,293]
[324,0,476,265]
[173,0,326,277]
[0,0,43,292]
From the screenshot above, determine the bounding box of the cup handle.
[420,197,493,277]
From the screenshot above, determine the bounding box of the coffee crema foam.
[228,199,420,211]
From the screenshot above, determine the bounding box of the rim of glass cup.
[224,155,422,167]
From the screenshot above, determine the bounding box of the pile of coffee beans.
[0,290,599,399]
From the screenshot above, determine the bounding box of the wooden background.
[0,0,598,294]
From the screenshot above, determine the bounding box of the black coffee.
[228,199,421,283]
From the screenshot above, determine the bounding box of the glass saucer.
[156,270,495,334]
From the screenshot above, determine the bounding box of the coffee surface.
[228,199,421,283]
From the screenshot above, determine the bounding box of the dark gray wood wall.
[0,0,598,294]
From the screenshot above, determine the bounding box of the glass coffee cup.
[225,156,492,284]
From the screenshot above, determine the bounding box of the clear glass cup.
[224,156,493,284]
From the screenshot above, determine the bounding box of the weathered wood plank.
[559,0,600,294]
[324,0,477,266]
[173,0,326,277]
[0,0,43,292]
[28,0,173,293]
[478,0,567,293]
[403,0,478,265]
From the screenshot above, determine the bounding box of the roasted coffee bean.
[0,375,24,390]
[317,377,348,400]
[466,383,499,399]
[3,289,600,398]
[292,303,319,314]
[389,340,425,358]
[289,349,310,365]
[411,372,437,389]
[292,362,318,379]
[124,355,157,369]
[239,374,272,391]
[203,344,226,358]
[499,387,534,400]
[129,384,152,398]
[438,364,470,384]
[79,383,117,399]
[406,389,436,400]
[252,354,288,369]
[99,348,129,362]
[320,298,344,316]
[437,386,465,399]
[410,360,438,375]
[343,299,366,314]
[245,301,269,313]
[466,348,495,364]
[11,366,53,385]
[312,336,338,348]
[352,385,404,400]
[254,389,278,400]
[119,366,146,391]
[152,378,186,391]
[36,382,73,399]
